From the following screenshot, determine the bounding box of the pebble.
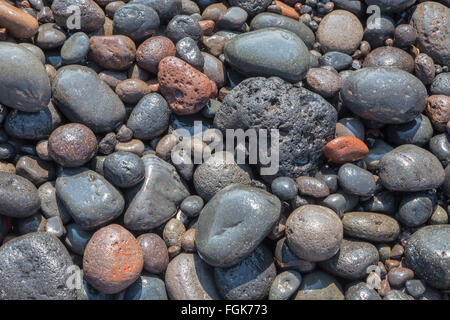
[202,3,227,21]
[295,271,344,300]
[133,0,181,22]
[319,51,353,71]
[335,117,365,141]
[320,193,346,217]
[124,153,190,231]
[196,184,281,267]
[345,282,381,300]
[224,28,310,82]
[429,205,449,225]
[137,233,169,274]
[269,270,302,300]
[193,151,252,201]
[158,56,215,114]
[342,212,400,242]
[384,290,414,300]
[271,177,298,201]
[215,77,337,181]
[411,2,449,67]
[180,195,204,217]
[163,218,186,247]
[405,225,450,290]
[202,34,227,57]
[394,24,417,48]
[362,191,397,215]
[16,155,55,186]
[398,192,436,227]
[112,3,160,42]
[89,35,136,71]
[176,37,204,70]
[385,114,433,147]
[56,167,124,230]
[103,151,145,188]
[341,67,427,124]
[52,0,105,33]
[363,14,394,48]
[48,123,97,168]
[415,53,436,85]
[214,244,277,300]
[363,46,415,73]
[83,224,143,294]
[317,10,363,54]
[296,176,330,198]
[45,216,66,238]
[115,79,151,104]
[0,172,41,218]
[115,139,145,156]
[217,7,247,30]
[126,93,170,140]
[123,274,168,300]
[324,136,369,164]
[4,102,63,141]
[0,43,51,112]
[61,32,90,64]
[64,223,93,256]
[227,0,271,16]
[426,95,450,133]
[250,12,315,49]
[365,139,394,170]
[319,239,379,280]
[379,144,445,192]
[166,15,202,43]
[388,267,414,288]
[338,164,375,197]
[165,253,220,300]
[405,279,426,298]
[0,232,76,300]
[306,68,341,98]
[286,205,343,262]
[34,23,66,50]
[202,52,225,88]
[430,73,450,96]
[0,0,39,38]
[136,36,176,73]
[52,65,126,133]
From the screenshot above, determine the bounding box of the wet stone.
[345,282,381,300]
[136,36,176,74]
[83,224,143,294]
[196,184,281,267]
[227,0,271,17]
[166,15,202,43]
[324,137,369,164]
[123,274,168,300]
[319,51,352,71]
[341,67,427,124]
[385,114,433,147]
[52,65,126,133]
[56,167,125,230]
[286,205,343,262]
[180,195,204,217]
[165,253,220,300]
[137,233,169,274]
[342,212,400,242]
[115,139,145,156]
[0,172,41,218]
[0,232,76,300]
[269,270,302,300]
[319,239,379,280]
[295,271,344,300]
[112,3,160,42]
[0,42,51,112]
[306,68,342,98]
[48,123,97,168]
[214,244,277,300]
[64,223,93,256]
[103,151,145,188]
[405,225,450,290]
[338,164,376,197]
[45,216,65,238]
[176,37,204,70]
[379,145,445,192]
[52,0,105,33]
[271,177,298,201]
[384,290,414,300]
[34,23,66,50]
[4,102,63,141]
[124,153,190,231]
[224,28,310,83]
[16,155,55,187]
[89,35,136,71]
[388,267,414,288]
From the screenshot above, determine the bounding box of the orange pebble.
[324,136,369,164]
[275,1,300,20]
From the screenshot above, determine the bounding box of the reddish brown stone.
[0,1,38,39]
[275,0,299,19]
[0,28,7,41]
[136,36,176,73]
[378,279,391,296]
[89,35,136,71]
[115,79,151,104]
[385,259,401,271]
[168,245,181,259]
[98,70,128,89]
[83,224,143,294]
[198,20,215,36]
[324,136,369,164]
[155,134,177,160]
[306,68,342,98]
[181,228,196,253]
[137,233,169,274]
[426,95,450,132]
[48,124,98,168]
[158,56,215,115]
